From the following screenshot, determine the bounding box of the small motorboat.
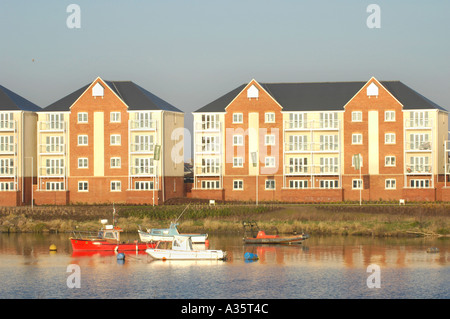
[70,219,154,252]
[138,222,208,244]
[242,221,309,245]
[146,235,226,260]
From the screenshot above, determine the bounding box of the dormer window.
[92,82,104,98]
[366,82,379,98]
[247,85,259,99]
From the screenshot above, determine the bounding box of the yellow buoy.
[49,244,57,251]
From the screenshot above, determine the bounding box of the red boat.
[242,221,309,245]
[70,219,155,252]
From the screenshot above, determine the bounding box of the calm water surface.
[0,232,448,299]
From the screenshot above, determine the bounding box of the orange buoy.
[205,239,209,248]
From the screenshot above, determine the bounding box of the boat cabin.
[156,235,194,251]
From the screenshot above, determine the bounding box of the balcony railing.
[0,144,16,154]
[0,166,16,177]
[130,165,158,176]
[405,119,432,129]
[39,144,65,155]
[405,142,431,152]
[0,121,15,131]
[130,143,155,153]
[195,144,221,154]
[129,120,158,131]
[39,167,66,177]
[405,164,432,174]
[285,165,339,175]
[39,121,66,132]
[285,142,339,152]
[285,120,339,130]
[194,121,221,132]
[195,165,221,176]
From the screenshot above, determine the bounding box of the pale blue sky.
[1,1,449,160]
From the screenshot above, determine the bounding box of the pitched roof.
[194,80,447,112]
[0,85,41,111]
[43,80,182,113]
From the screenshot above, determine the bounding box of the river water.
[0,232,448,299]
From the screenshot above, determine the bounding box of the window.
[0,136,14,153]
[111,157,121,168]
[78,158,88,168]
[201,180,220,189]
[410,179,430,188]
[265,179,275,190]
[110,112,121,123]
[265,134,275,146]
[233,135,243,146]
[233,157,243,167]
[352,179,363,189]
[288,113,307,129]
[201,114,219,130]
[409,111,429,128]
[0,158,14,175]
[385,133,396,144]
[201,158,219,174]
[320,157,339,173]
[135,135,154,152]
[46,182,64,191]
[319,180,339,189]
[0,182,14,191]
[78,135,88,146]
[78,181,88,192]
[366,82,379,97]
[289,180,308,189]
[289,157,308,173]
[45,158,64,175]
[77,112,88,123]
[45,136,64,153]
[385,111,395,122]
[265,157,275,167]
[320,112,338,128]
[352,133,363,145]
[92,82,104,97]
[111,181,121,192]
[385,179,396,189]
[320,135,338,151]
[232,113,243,123]
[135,181,154,190]
[247,85,259,99]
[110,134,121,145]
[408,156,430,173]
[385,156,396,167]
[409,133,430,150]
[0,112,13,130]
[352,111,362,122]
[233,180,243,190]
[265,112,275,123]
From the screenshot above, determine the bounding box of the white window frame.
[78,157,88,169]
[77,112,88,123]
[201,180,220,189]
[45,181,64,191]
[410,179,431,188]
[233,157,243,167]
[385,133,396,144]
[385,111,396,122]
[110,181,122,192]
[110,157,121,168]
[233,179,243,190]
[352,179,363,190]
[110,112,121,123]
[233,135,243,146]
[265,134,276,146]
[265,179,275,190]
[352,111,362,122]
[265,112,275,123]
[289,180,308,189]
[110,134,121,146]
[265,156,276,168]
[385,179,396,189]
[0,181,14,191]
[232,113,243,124]
[385,156,396,167]
[78,135,88,146]
[135,181,154,190]
[352,133,363,145]
[78,181,88,192]
[319,180,339,189]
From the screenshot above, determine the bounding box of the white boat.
[138,223,208,244]
[146,235,227,260]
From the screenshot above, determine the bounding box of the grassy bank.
[0,203,449,237]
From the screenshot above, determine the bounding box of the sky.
[1,0,450,161]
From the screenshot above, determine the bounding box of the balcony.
[39,167,66,177]
[285,165,339,175]
[129,119,158,131]
[130,143,154,154]
[404,119,432,129]
[130,164,158,177]
[195,165,221,176]
[39,144,65,155]
[0,121,15,131]
[405,164,432,174]
[285,142,339,153]
[195,144,221,154]
[39,121,66,132]
[194,121,221,133]
[405,141,432,152]
[0,166,16,177]
[0,144,16,155]
[284,120,340,131]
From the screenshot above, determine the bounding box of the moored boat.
[242,221,309,245]
[138,222,208,244]
[70,219,154,252]
[146,235,226,260]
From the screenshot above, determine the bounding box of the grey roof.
[43,80,182,113]
[0,85,41,111]
[194,80,447,112]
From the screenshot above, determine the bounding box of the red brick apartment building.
[33,77,184,205]
[190,77,450,202]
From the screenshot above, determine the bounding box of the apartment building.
[34,77,184,205]
[0,85,40,206]
[191,77,450,202]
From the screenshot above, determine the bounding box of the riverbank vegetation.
[0,201,449,237]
